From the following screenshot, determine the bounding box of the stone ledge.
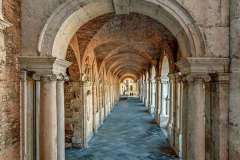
[17,56,72,75]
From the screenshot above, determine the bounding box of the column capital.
[176,57,230,75]
[155,76,161,81]
[33,73,69,81]
[168,73,176,83]
[174,72,182,83]
[20,70,27,80]
[182,74,212,83]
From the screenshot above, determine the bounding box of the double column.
[18,57,71,160]
[33,73,69,160]
[176,57,230,160]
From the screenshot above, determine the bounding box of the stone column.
[168,73,176,144]
[150,79,156,114]
[210,73,229,160]
[160,80,168,117]
[100,83,104,125]
[148,79,152,112]
[20,71,28,160]
[229,2,240,158]
[56,75,69,160]
[173,72,182,157]
[175,57,230,160]
[18,57,72,160]
[145,80,149,108]
[157,78,162,125]
[181,77,188,160]
[93,82,98,134]
[79,81,90,148]
[154,76,161,123]
[35,74,58,160]
[186,74,211,160]
[142,80,145,103]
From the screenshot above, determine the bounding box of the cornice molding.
[18,56,72,75]
[176,58,230,75]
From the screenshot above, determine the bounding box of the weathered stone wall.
[177,0,229,58]
[229,0,240,159]
[0,0,21,159]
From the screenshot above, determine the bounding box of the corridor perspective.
[66,97,178,160]
[0,0,239,160]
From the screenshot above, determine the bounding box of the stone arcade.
[0,0,240,160]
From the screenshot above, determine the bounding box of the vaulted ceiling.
[75,13,178,80]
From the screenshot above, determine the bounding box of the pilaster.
[176,57,230,160]
[18,57,71,160]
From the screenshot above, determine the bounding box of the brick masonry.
[0,0,21,159]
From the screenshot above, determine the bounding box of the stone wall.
[229,0,240,159]
[0,0,21,159]
[177,0,229,58]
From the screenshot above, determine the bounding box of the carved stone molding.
[33,73,69,81]
[176,58,230,75]
[18,56,72,75]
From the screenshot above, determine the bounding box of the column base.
[167,123,172,141]
[159,114,169,128]
[94,127,98,134]
[150,105,155,114]
[170,125,176,148]
[83,142,89,149]
[145,100,148,108]
[173,130,182,158]
[154,108,159,123]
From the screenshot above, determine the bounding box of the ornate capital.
[168,73,176,83]
[174,72,182,83]
[182,74,211,83]
[20,71,27,80]
[155,76,161,81]
[33,73,69,81]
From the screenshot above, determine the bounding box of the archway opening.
[33,0,208,159]
[160,56,170,135]
[120,78,136,96]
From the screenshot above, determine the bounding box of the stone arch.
[159,56,170,129]
[38,0,206,60]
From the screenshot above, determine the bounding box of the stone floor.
[66,97,179,160]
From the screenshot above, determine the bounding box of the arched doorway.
[18,1,231,160]
[159,56,170,129]
[149,66,156,115]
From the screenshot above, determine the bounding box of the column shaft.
[57,81,65,160]
[39,77,57,160]
[187,78,206,160]
[181,81,188,160]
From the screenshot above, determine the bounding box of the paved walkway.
[66,97,179,160]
